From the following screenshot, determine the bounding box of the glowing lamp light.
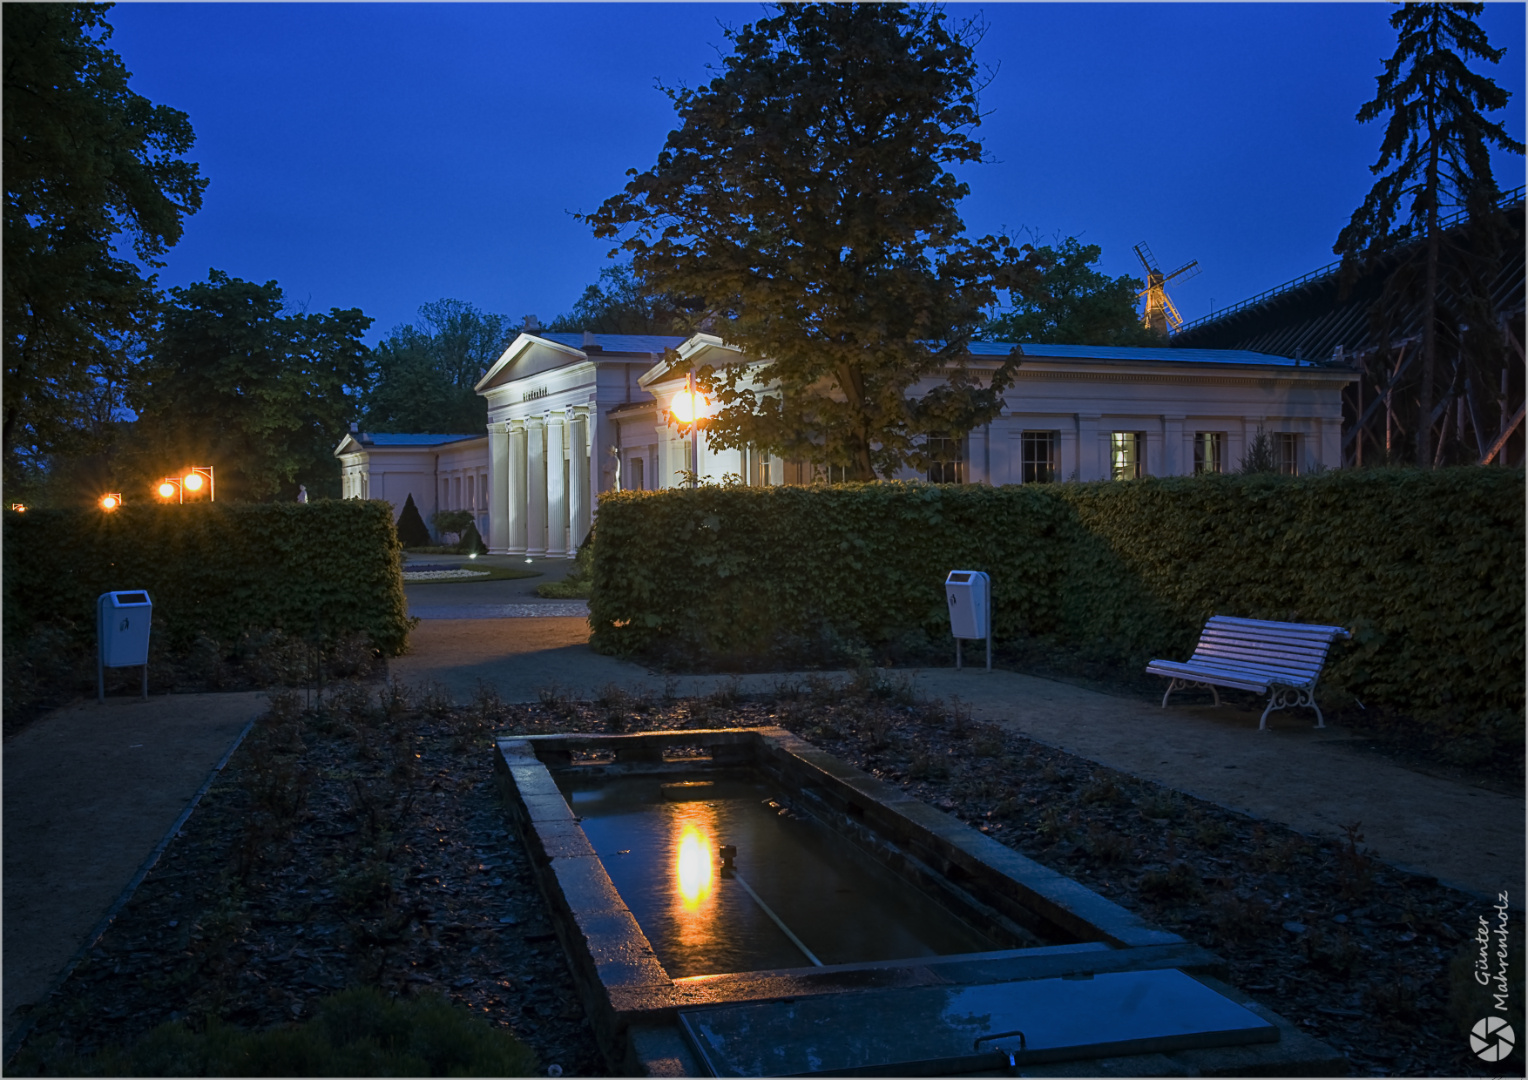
[100,494,122,511]
[158,481,177,499]
[670,389,710,425]
[183,471,204,491]
[9,504,25,512]
[675,826,713,910]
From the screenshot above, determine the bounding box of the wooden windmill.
[1134,242,1200,335]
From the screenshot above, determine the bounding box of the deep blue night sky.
[106,2,1526,345]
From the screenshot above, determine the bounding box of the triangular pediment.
[475,333,589,394]
[637,333,745,389]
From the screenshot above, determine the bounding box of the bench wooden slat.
[1206,615,1349,636]
[1195,641,1330,664]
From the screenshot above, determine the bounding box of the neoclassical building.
[337,331,1356,556]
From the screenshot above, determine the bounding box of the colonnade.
[487,407,593,557]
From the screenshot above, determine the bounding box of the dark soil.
[8,675,1522,1077]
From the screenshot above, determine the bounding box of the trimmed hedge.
[589,469,1525,738]
[3,501,411,655]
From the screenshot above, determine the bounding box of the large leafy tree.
[548,263,686,335]
[1334,2,1522,467]
[3,2,207,492]
[362,300,511,434]
[130,271,370,501]
[585,3,1037,480]
[982,237,1159,347]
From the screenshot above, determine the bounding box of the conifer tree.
[1334,2,1522,466]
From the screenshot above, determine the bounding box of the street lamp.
[156,477,183,503]
[670,373,710,486]
[182,466,215,501]
[100,493,123,512]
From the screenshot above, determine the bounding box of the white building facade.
[337,333,1356,555]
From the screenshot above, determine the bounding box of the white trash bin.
[945,570,991,670]
[98,590,152,699]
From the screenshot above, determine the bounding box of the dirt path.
[2,692,267,1044]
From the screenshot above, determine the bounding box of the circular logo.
[1471,1016,1516,1062]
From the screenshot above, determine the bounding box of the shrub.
[536,532,593,598]
[588,469,1524,739]
[3,501,410,656]
[11,986,538,1076]
[396,494,432,547]
[457,520,487,555]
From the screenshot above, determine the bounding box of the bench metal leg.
[1162,678,1220,709]
[1259,685,1324,730]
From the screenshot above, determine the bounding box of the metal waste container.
[945,570,991,670]
[98,590,152,699]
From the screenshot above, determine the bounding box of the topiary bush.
[588,468,1525,740]
[457,520,488,555]
[396,494,432,548]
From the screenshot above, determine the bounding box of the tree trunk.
[1417,112,1442,467]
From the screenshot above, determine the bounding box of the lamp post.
[687,370,699,486]
[182,466,215,501]
[99,493,123,512]
[156,477,183,504]
[671,374,707,488]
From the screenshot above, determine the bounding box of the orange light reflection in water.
[669,802,722,963]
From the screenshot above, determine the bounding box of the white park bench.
[1146,616,1351,730]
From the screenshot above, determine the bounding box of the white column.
[968,423,989,485]
[508,420,527,553]
[569,406,591,552]
[488,422,510,554]
[1161,415,1184,476]
[526,416,547,557]
[546,411,567,557]
[1075,414,1101,482]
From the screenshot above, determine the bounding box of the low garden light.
[100,493,122,511]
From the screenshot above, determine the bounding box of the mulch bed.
[8,674,1519,1077]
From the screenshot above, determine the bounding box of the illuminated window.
[1021,431,1057,484]
[926,436,965,484]
[1194,432,1225,475]
[1111,432,1144,480]
[1277,433,1300,475]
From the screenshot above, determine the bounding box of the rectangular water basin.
[496,727,1341,1076]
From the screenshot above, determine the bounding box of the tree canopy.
[1333,1,1523,466]
[3,2,207,492]
[129,271,370,501]
[547,263,687,335]
[361,300,510,435]
[981,237,1159,347]
[584,3,1037,480]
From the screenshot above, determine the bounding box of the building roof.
[538,332,687,355]
[1171,187,1525,360]
[362,433,482,446]
[965,341,1319,368]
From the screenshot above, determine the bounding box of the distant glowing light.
[9,504,24,512]
[183,471,204,491]
[675,826,713,909]
[100,494,121,511]
[158,482,177,499]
